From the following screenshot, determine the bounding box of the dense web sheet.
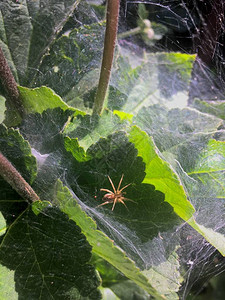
[1,0,225,299]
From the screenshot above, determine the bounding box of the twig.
[0,47,24,117]
[0,152,39,203]
[92,0,120,115]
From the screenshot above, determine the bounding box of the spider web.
[1,0,225,299]
[117,1,225,298]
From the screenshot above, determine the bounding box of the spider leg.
[108,176,117,194]
[122,197,137,204]
[120,183,131,192]
[119,198,129,210]
[100,188,113,193]
[112,197,118,211]
[117,174,124,191]
[97,200,114,208]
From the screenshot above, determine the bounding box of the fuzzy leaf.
[109,52,196,114]
[18,86,76,115]
[129,126,195,221]
[54,180,165,300]
[0,206,101,299]
[0,0,80,84]
[0,124,37,189]
[192,99,225,120]
[34,22,104,99]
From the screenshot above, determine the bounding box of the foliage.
[0,1,225,299]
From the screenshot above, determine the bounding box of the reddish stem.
[0,47,24,116]
[0,152,39,203]
[92,0,120,115]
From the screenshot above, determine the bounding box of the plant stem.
[118,26,141,39]
[0,152,39,203]
[0,47,24,117]
[92,0,120,115]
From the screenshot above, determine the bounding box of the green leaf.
[54,180,165,299]
[64,137,91,162]
[0,264,17,300]
[143,249,183,300]
[129,126,195,221]
[0,0,80,84]
[100,287,120,300]
[110,52,196,114]
[134,105,222,171]
[18,86,77,115]
[31,200,52,216]
[0,124,36,227]
[64,109,129,150]
[0,95,5,123]
[192,98,225,120]
[110,280,151,300]
[134,106,225,255]
[185,139,225,254]
[0,124,37,190]
[20,107,74,153]
[0,206,101,299]
[34,22,105,99]
[0,212,6,237]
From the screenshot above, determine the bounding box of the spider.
[97,174,134,210]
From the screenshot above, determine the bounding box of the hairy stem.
[0,152,39,203]
[92,0,120,115]
[0,47,24,116]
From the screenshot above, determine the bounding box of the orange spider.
[97,174,134,210]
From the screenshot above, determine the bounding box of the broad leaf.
[18,86,76,115]
[109,52,196,114]
[129,126,195,221]
[34,22,104,99]
[0,0,80,84]
[0,206,101,299]
[64,109,129,150]
[192,98,225,120]
[0,124,37,188]
[55,180,165,300]
[134,106,225,255]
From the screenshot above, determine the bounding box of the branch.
[0,152,39,203]
[0,47,24,116]
[92,0,120,115]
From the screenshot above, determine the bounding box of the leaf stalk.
[92,0,120,115]
[0,152,39,203]
[0,47,24,117]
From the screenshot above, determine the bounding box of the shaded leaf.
[192,98,225,120]
[0,206,101,299]
[0,0,80,84]
[54,180,165,299]
[34,22,105,98]
[20,107,74,153]
[0,124,37,193]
